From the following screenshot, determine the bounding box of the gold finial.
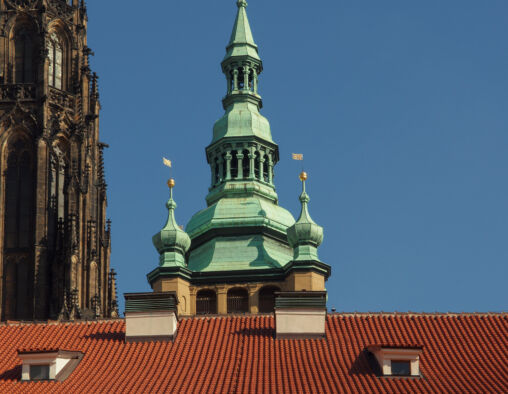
[299,171,307,182]
[167,178,175,189]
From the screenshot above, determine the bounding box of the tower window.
[254,151,260,180]
[196,289,217,315]
[14,29,34,83]
[242,149,249,179]
[213,157,220,185]
[227,288,248,313]
[47,33,63,89]
[230,150,238,178]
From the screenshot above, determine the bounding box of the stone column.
[267,152,274,185]
[248,284,260,314]
[225,151,232,180]
[252,68,258,93]
[243,65,250,90]
[236,152,244,179]
[259,151,265,182]
[189,287,197,316]
[217,286,227,314]
[233,68,239,91]
[248,146,255,179]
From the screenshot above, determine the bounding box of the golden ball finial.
[299,171,308,182]
[167,178,175,189]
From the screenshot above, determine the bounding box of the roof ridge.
[0,317,124,327]
[330,312,508,317]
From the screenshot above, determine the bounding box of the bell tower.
[148,1,330,316]
[0,0,117,320]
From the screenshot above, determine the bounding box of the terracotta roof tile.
[0,314,506,393]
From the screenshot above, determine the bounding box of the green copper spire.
[224,0,260,62]
[184,1,296,277]
[152,180,191,267]
[287,173,324,262]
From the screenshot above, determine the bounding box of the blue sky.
[87,0,508,313]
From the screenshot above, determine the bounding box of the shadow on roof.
[349,349,379,376]
[0,365,20,381]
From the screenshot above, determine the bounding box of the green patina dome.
[212,102,272,144]
[186,196,295,240]
[152,189,191,267]
[287,180,324,261]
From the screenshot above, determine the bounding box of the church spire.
[220,0,263,113]
[224,0,260,62]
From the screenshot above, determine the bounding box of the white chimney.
[275,291,327,339]
[124,292,178,342]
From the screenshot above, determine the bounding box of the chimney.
[274,291,327,339]
[124,292,178,342]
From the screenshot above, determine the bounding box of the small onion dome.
[287,173,323,261]
[152,180,191,266]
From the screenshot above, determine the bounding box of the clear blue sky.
[87,0,508,313]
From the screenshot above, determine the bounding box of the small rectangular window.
[391,360,411,376]
[30,364,50,380]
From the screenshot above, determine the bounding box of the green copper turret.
[287,173,324,262]
[152,180,191,268]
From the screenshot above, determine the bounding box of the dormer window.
[367,346,422,377]
[18,349,83,382]
[391,360,411,376]
[29,364,50,381]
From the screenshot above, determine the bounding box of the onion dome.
[152,179,191,267]
[287,172,324,261]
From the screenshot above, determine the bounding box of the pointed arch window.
[47,33,63,89]
[14,29,34,83]
[48,144,67,247]
[2,138,33,321]
[4,140,33,249]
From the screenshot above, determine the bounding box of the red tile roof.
[0,313,506,393]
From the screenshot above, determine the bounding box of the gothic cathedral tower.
[0,0,117,321]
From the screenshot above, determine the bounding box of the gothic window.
[2,136,33,321]
[1,257,30,320]
[14,29,34,83]
[47,33,63,89]
[227,288,248,314]
[258,286,280,313]
[48,144,67,247]
[4,141,33,249]
[196,289,217,315]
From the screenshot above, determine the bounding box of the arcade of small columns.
[224,63,260,95]
[208,143,275,187]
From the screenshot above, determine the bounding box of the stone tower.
[0,0,117,321]
[148,1,330,316]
